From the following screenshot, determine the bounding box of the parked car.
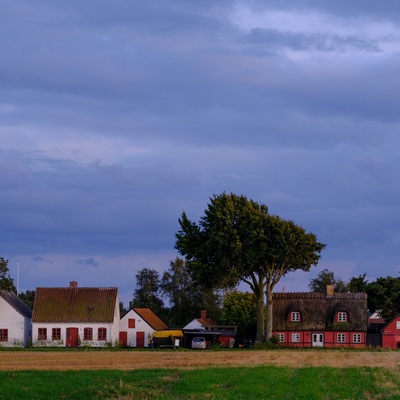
[191,337,207,349]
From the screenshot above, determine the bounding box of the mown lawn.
[1,366,400,399]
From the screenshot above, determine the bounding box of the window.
[38,328,47,340]
[98,327,107,341]
[337,333,346,343]
[291,333,300,343]
[338,312,347,322]
[353,334,362,343]
[291,311,301,322]
[276,333,285,342]
[0,329,8,341]
[128,319,136,329]
[52,328,61,341]
[396,321,400,330]
[84,328,93,341]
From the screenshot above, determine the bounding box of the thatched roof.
[272,291,367,331]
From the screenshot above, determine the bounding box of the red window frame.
[0,329,8,341]
[52,328,61,340]
[38,328,47,340]
[98,327,107,341]
[128,318,136,329]
[84,328,93,341]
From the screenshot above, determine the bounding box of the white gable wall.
[119,309,155,347]
[183,319,204,330]
[0,296,31,347]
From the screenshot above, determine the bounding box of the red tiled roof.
[32,287,118,323]
[133,308,168,330]
[197,318,214,327]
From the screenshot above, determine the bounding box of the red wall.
[273,330,366,348]
[382,317,400,349]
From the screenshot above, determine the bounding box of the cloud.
[76,257,99,268]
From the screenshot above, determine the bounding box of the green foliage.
[348,273,369,293]
[308,268,349,293]
[175,192,325,341]
[130,268,166,320]
[1,365,399,399]
[0,257,16,292]
[18,290,35,308]
[222,291,257,339]
[160,258,221,327]
[366,276,400,321]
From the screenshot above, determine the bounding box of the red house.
[272,285,367,348]
[381,314,400,349]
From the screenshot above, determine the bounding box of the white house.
[183,310,214,331]
[31,281,120,347]
[0,290,32,347]
[119,308,168,347]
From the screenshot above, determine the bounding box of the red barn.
[381,314,400,349]
[272,285,367,348]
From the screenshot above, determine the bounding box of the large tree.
[160,257,221,327]
[0,257,16,292]
[175,193,325,341]
[308,268,349,293]
[130,268,166,320]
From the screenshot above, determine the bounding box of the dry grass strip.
[0,350,399,371]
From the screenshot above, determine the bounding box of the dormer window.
[290,311,301,322]
[337,311,347,322]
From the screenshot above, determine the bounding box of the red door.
[66,327,79,348]
[136,331,145,348]
[119,331,128,347]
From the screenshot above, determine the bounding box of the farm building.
[183,310,214,330]
[272,285,368,348]
[119,308,168,347]
[381,314,400,349]
[32,281,120,347]
[0,290,32,347]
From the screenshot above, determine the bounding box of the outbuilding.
[0,290,32,347]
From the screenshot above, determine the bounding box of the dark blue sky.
[1,1,400,306]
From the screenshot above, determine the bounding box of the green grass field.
[1,366,400,399]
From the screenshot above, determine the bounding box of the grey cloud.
[76,257,99,267]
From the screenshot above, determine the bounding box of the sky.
[1,0,400,308]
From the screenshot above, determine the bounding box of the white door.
[312,333,324,347]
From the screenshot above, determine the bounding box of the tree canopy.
[160,257,221,327]
[175,193,325,340]
[0,257,16,292]
[130,268,166,320]
[308,268,349,293]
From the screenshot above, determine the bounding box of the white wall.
[31,322,116,347]
[0,297,31,347]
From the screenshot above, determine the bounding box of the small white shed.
[119,308,168,348]
[0,290,32,347]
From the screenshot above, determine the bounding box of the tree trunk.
[256,293,265,342]
[265,289,273,341]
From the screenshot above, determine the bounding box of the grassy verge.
[1,366,400,399]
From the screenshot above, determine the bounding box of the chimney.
[326,284,334,297]
[70,281,78,288]
[200,310,207,320]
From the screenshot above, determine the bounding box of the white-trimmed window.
[276,333,285,342]
[291,333,300,343]
[353,334,362,343]
[337,333,346,343]
[396,321,400,330]
[291,311,301,322]
[338,312,347,322]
